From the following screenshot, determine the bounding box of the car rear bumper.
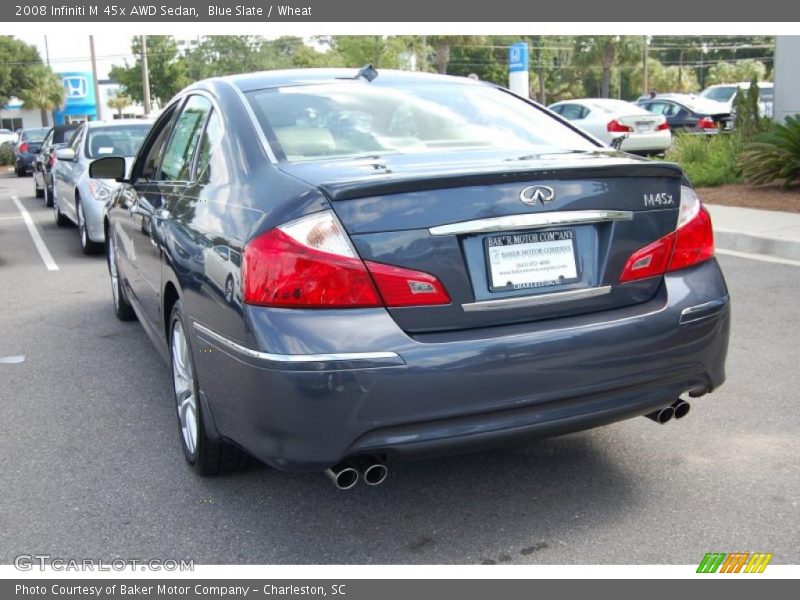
[191,259,729,472]
[620,131,672,153]
[16,154,36,170]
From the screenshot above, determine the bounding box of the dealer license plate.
[485,229,579,291]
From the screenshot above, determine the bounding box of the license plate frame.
[484,228,580,293]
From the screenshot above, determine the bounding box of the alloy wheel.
[108,235,120,310]
[171,320,198,457]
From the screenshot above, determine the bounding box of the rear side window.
[195,109,223,184]
[558,104,588,120]
[247,81,598,162]
[53,127,78,144]
[160,95,212,182]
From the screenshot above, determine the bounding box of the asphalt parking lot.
[0,171,798,565]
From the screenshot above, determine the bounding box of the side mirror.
[55,148,75,162]
[89,156,127,182]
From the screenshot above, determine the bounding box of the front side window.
[247,81,598,162]
[160,95,212,182]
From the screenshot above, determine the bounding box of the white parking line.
[0,215,24,221]
[717,248,800,268]
[10,195,59,271]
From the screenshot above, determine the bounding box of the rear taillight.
[365,261,450,307]
[619,186,714,283]
[242,211,450,308]
[19,142,29,153]
[49,150,56,167]
[607,119,633,133]
[656,121,670,131]
[697,117,717,130]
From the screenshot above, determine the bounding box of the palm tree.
[19,66,64,127]
[107,90,132,119]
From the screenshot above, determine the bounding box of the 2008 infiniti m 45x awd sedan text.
[89,68,729,489]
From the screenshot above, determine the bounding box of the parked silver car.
[53,120,152,254]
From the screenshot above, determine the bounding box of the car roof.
[194,68,486,93]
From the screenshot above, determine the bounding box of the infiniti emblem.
[519,185,555,206]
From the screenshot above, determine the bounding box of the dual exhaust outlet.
[646,398,691,424]
[325,456,388,490]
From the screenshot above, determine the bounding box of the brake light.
[656,121,670,131]
[619,186,714,283]
[365,261,450,307]
[697,117,717,130]
[19,142,29,153]
[242,211,450,308]
[49,150,56,167]
[607,119,633,133]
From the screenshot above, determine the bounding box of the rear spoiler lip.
[313,161,685,201]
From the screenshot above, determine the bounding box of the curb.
[714,228,800,262]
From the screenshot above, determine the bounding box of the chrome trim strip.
[192,322,404,368]
[429,210,633,237]
[462,286,612,312]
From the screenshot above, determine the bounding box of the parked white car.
[699,82,774,118]
[548,98,671,155]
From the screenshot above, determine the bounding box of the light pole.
[89,36,101,121]
[141,35,152,116]
[643,35,650,97]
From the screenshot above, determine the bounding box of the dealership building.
[1,71,144,130]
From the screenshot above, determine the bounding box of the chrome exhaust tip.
[325,464,359,490]
[362,460,388,486]
[672,399,691,419]
[645,406,675,424]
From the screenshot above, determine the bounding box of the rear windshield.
[53,127,78,144]
[246,81,597,162]
[85,124,151,158]
[22,128,49,142]
[700,86,737,102]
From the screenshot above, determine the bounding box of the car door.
[55,125,85,220]
[127,95,214,337]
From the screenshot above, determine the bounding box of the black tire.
[224,275,234,303]
[34,176,44,198]
[107,232,136,321]
[44,184,54,208]
[16,166,25,177]
[77,198,102,255]
[169,300,248,476]
[53,195,68,227]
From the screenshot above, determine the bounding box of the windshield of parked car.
[85,124,151,159]
[22,128,49,142]
[246,81,598,162]
[700,86,737,102]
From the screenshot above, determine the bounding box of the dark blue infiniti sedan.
[90,68,729,488]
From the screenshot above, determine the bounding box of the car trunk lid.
[280,150,683,333]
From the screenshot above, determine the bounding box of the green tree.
[17,65,64,127]
[573,36,642,98]
[0,36,44,107]
[109,36,189,107]
[705,59,768,86]
[629,58,700,95]
[329,36,410,69]
[107,90,131,118]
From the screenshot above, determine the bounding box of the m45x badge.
[643,192,674,207]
